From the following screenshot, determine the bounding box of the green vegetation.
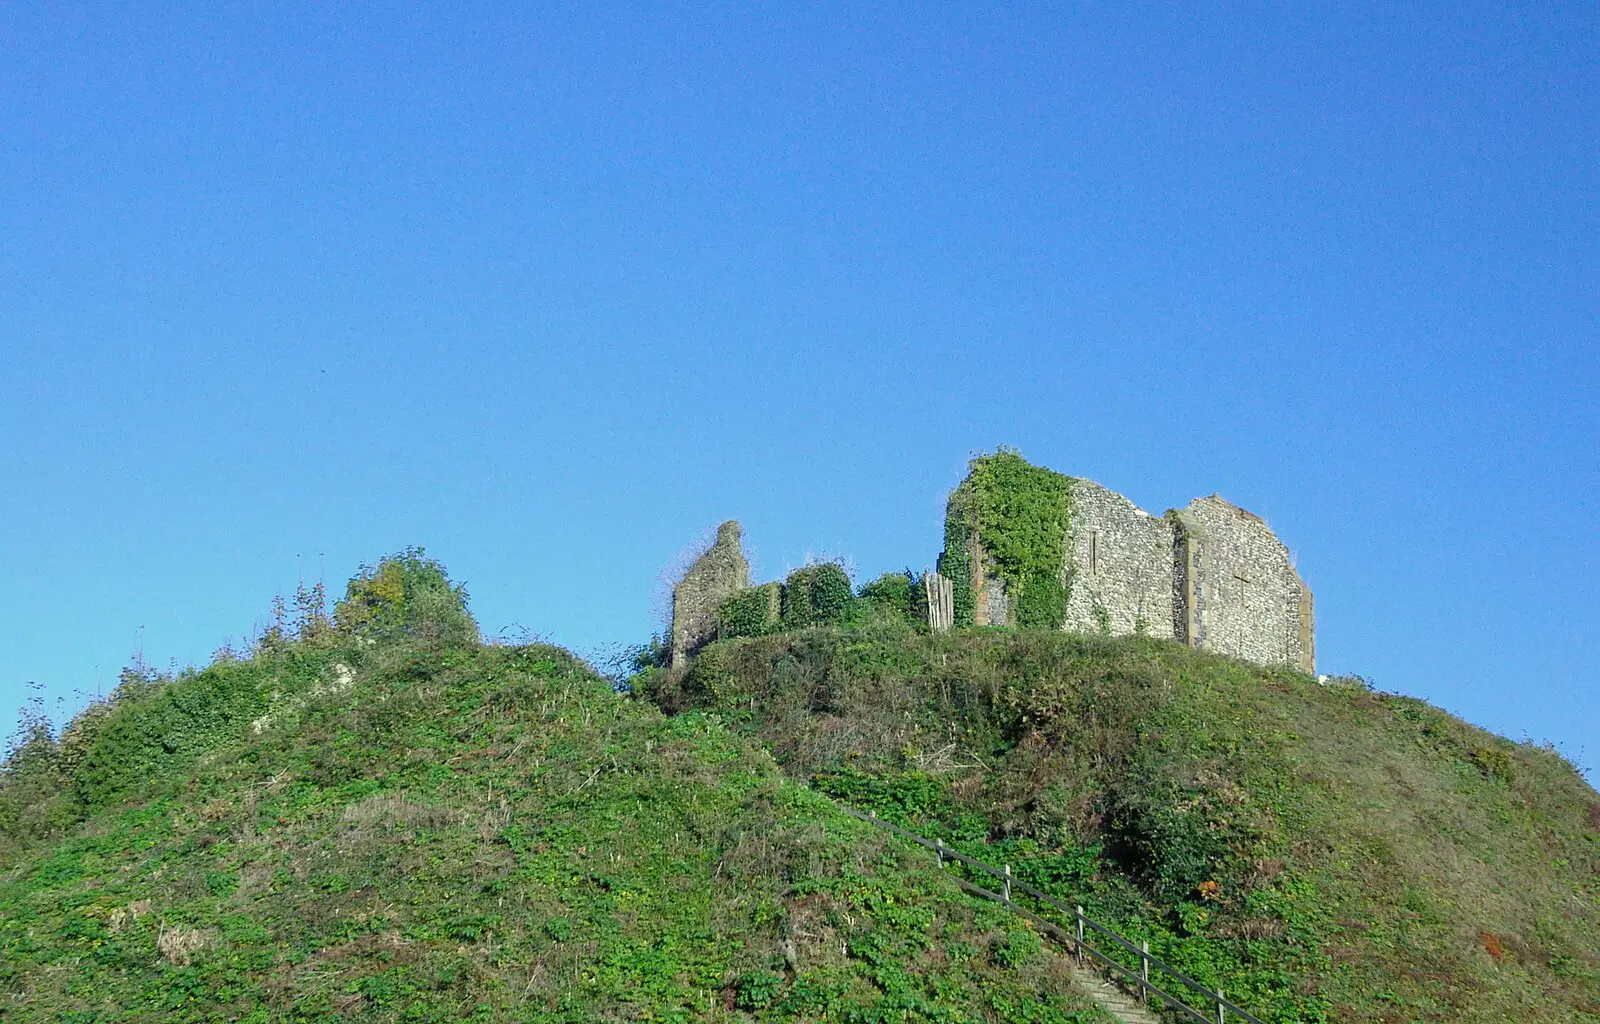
[711,563,859,643]
[0,557,1107,1023]
[938,449,1074,629]
[856,572,918,625]
[937,505,976,628]
[716,582,782,642]
[6,542,1599,1023]
[779,564,854,630]
[652,626,1600,1023]
[333,547,480,647]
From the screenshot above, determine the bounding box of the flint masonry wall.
[1062,479,1176,640]
[670,521,750,668]
[947,471,1314,673]
[1175,496,1313,674]
[969,529,1011,627]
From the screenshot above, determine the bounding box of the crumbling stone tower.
[669,521,750,668]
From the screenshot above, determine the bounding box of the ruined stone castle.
[670,457,1313,674]
[964,476,1314,673]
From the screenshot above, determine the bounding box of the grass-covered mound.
[645,625,1600,1023]
[0,633,1109,1021]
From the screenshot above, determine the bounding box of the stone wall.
[1062,479,1176,639]
[1176,496,1314,673]
[666,468,1316,676]
[967,528,1012,626]
[670,521,750,668]
[981,577,1010,626]
[938,465,1314,672]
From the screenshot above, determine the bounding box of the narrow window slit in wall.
[1090,530,1099,575]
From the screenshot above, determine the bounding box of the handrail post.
[836,800,1269,1024]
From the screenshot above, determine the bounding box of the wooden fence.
[923,570,954,632]
[836,805,1277,1024]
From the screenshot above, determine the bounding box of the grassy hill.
[0,566,1108,1023]
[644,620,1600,1022]
[5,554,1597,1023]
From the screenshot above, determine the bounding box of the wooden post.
[1140,941,1149,1003]
[1002,865,1011,903]
[1216,988,1226,1024]
[925,570,955,632]
[935,839,945,867]
[1075,906,1085,961]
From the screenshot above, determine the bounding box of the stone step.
[1067,961,1165,1024]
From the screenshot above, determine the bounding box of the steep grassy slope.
[646,623,1600,1023]
[0,638,1109,1023]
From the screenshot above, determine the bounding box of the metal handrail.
[835,804,1277,1024]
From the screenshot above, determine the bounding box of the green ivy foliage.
[67,660,295,812]
[936,497,976,627]
[715,582,781,640]
[712,567,861,644]
[779,563,853,629]
[941,448,1073,629]
[856,571,917,623]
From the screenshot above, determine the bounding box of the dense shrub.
[1,548,477,857]
[779,563,854,628]
[334,547,479,646]
[717,582,781,640]
[0,713,75,854]
[857,571,917,623]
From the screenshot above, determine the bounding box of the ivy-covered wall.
[709,563,856,645]
[779,563,853,628]
[673,452,1313,673]
[937,448,1074,630]
[715,582,781,641]
[935,495,976,627]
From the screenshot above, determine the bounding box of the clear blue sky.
[3,3,1596,776]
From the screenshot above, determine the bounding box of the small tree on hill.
[333,547,479,647]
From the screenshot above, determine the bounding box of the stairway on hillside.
[1066,960,1163,1024]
